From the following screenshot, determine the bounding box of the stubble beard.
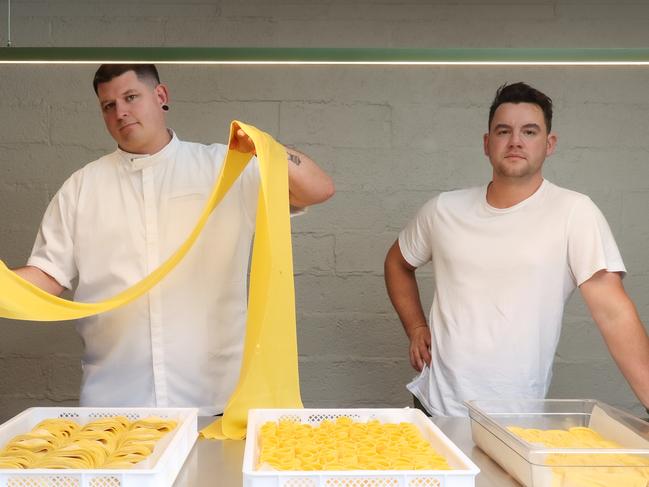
[492,157,542,180]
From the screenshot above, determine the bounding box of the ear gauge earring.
[162,104,169,111]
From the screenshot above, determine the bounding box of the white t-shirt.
[398,179,626,416]
[28,132,260,415]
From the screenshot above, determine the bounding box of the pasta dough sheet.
[0,121,302,441]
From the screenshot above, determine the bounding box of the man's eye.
[523,130,537,136]
[102,103,115,111]
[126,94,137,102]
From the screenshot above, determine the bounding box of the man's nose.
[508,130,523,146]
[115,100,129,119]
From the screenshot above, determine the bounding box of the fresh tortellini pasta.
[257,416,451,471]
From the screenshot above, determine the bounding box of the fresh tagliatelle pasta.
[0,416,177,469]
[508,425,649,487]
[257,416,452,471]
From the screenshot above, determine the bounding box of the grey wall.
[1,1,649,421]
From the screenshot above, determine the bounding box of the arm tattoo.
[288,153,302,166]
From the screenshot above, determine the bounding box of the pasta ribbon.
[0,416,177,469]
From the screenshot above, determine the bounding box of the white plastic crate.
[243,408,479,487]
[0,406,198,487]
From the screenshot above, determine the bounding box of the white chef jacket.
[28,132,260,415]
[399,180,626,416]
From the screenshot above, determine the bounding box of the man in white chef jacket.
[11,64,335,415]
[384,82,649,417]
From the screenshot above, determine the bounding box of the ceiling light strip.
[1,47,649,65]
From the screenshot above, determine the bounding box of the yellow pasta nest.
[257,416,451,471]
[508,425,649,486]
[0,416,177,469]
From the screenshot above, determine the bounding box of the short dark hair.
[488,82,553,132]
[92,64,161,94]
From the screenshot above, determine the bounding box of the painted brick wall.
[1,1,648,420]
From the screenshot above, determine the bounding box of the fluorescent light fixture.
[1,48,649,65]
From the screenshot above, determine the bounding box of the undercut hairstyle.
[92,64,161,94]
[488,82,553,133]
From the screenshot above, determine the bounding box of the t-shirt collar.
[482,178,549,214]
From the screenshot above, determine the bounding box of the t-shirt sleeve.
[26,173,80,290]
[567,195,626,286]
[398,196,438,268]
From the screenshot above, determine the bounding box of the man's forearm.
[581,271,649,409]
[601,309,649,409]
[12,266,65,296]
[384,242,428,338]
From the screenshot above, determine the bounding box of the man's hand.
[229,123,256,154]
[409,325,432,372]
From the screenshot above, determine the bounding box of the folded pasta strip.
[0,416,177,469]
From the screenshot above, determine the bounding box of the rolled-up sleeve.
[27,172,81,290]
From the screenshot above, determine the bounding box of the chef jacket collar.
[117,129,179,172]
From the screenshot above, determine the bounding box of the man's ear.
[546,132,557,157]
[483,132,489,156]
[154,83,170,106]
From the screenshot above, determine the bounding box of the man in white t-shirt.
[8,64,335,415]
[384,82,649,416]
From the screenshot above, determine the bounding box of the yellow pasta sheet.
[0,121,303,440]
